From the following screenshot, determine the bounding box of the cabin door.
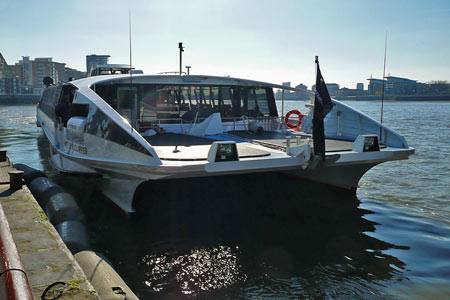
[117,87,138,128]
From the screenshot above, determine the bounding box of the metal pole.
[380,32,388,140]
[178,42,184,76]
[281,89,285,118]
[186,66,191,75]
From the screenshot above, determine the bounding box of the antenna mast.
[380,32,387,138]
[128,9,133,132]
[129,9,133,85]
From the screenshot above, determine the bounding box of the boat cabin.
[91,78,279,133]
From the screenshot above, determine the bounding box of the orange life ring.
[285,109,304,129]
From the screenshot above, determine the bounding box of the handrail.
[0,201,34,300]
[138,115,282,131]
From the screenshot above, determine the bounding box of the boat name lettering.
[64,141,88,155]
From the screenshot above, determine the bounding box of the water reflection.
[99,174,406,299]
[142,246,246,295]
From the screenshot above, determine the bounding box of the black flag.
[313,56,333,161]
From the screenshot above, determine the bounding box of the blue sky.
[1,0,449,89]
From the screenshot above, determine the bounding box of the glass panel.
[118,87,136,109]
[140,85,158,122]
[210,87,219,107]
[255,87,269,115]
[85,105,150,155]
[92,83,278,125]
[39,85,62,120]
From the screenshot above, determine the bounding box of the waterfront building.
[367,78,384,95]
[0,53,85,95]
[15,57,66,94]
[312,83,339,96]
[425,81,450,94]
[336,87,368,97]
[293,83,309,100]
[86,54,110,74]
[0,53,20,95]
[385,76,417,95]
[295,83,308,91]
[275,82,310,100]
[17,56,33,92]
[65,67,86,82]
[368,76,418,96]
[0,52,6,77]
[34,58,66,90]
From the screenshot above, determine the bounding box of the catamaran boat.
[36,67,414,212]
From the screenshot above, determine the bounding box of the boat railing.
[137,115,282,132]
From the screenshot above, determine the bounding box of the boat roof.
[68,74,314,96]
[94,64,134,69]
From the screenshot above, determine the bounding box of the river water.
[0,101,449,299]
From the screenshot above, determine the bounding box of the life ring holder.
[285,109,304,130]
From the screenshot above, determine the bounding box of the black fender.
[55,220,89,254]
[44,192,85,226]
[13,163,47,185]
[28,177,64,205]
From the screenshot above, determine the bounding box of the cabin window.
[92,83,277,125]
[55,84,78,125]
[39,85,62,120]
[59,84,77,105]
[85,105,151,156]
[117,87,137,109]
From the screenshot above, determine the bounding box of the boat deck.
[228,131,355,152]
[144,131,357,161]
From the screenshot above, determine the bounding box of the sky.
[1,0,449,89]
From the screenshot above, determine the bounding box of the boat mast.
[129,9,133,131]
[380,32,387,139]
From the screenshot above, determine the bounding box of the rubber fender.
[28,177,64,205]
[55,220,89,254]
[74,250,139,300]
[13,163,47,185]
[44,192,85,226]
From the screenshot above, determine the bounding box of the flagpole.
[312,55,333,161]
[314,56,318,101]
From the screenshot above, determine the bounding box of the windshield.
[93,84,278,124]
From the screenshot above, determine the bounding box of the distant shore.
[276,94,450,101]
[0,95,40,105]
[336,94,450,101]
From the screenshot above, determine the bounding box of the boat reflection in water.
[88,178,413,298]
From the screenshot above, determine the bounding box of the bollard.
[9,171,24,190]
[0,150,6,162]
[286,136,291,149]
